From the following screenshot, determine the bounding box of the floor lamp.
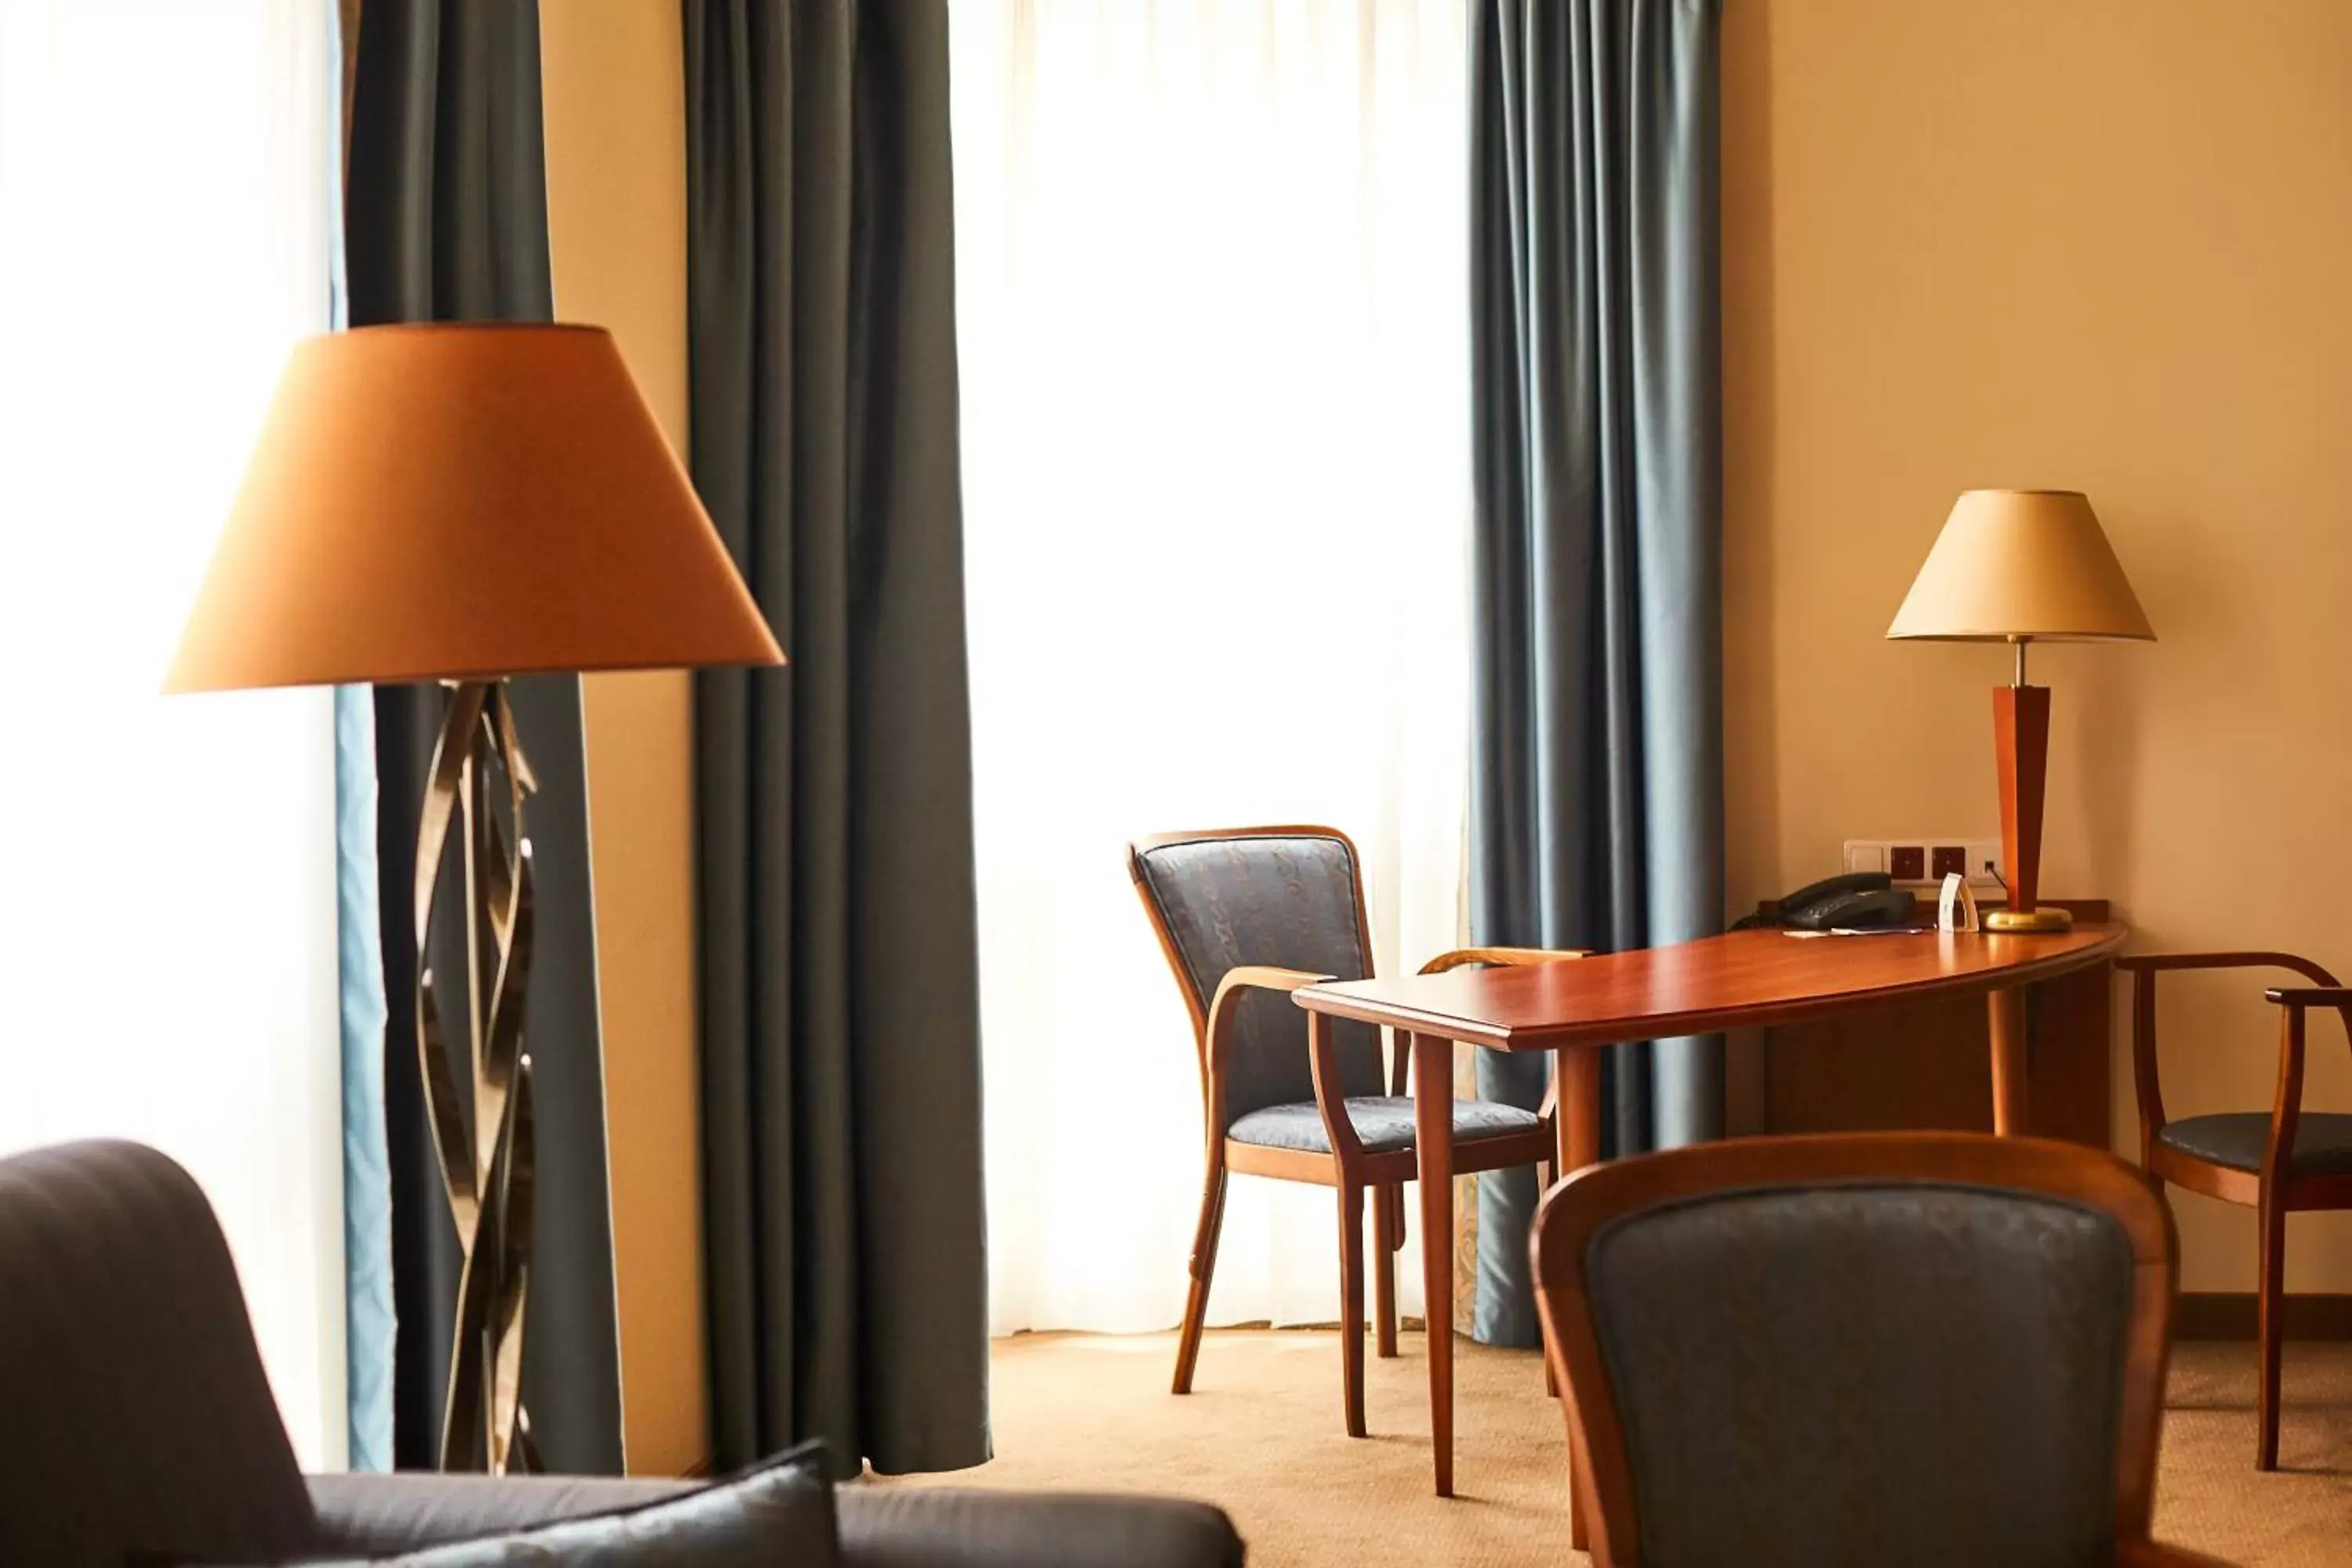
[165,324,782,1472]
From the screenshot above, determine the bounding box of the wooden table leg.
[1410,1032,1455,1497]
[1556,1047,1602,1551]
[1988,985,2028,1135]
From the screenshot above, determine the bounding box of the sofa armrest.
[307,1475,1244,1568]
[837,1486,1243,1568]
[306,1472,693,1554]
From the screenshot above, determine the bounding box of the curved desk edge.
[1294,924,2128,1051]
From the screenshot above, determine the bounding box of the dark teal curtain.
[1467,0,1726,1346]
[684,0,990,1476]
[345,0,623,1473]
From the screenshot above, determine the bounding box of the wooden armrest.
[1417,946,1590,975]
[1203,966,1340,1149]
[2117,950,2340,986]
[2127,953,2340,1143]
[2267,986,2352,1007]
[1212,964,1331,1000]
[1205,966,1334,1077]
[2115,1537,2236,1567]
[1399,947,1588,1095]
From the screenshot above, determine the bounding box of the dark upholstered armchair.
[1128,825,1573,1437]
[1530,1132,2229,1568]
[2120,949,2352,1470]
[0,1138,1243,1568]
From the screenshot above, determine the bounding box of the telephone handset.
[1775,870,1921,932]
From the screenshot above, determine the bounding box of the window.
[952,0,1472,1333]
[0,0,345,1466]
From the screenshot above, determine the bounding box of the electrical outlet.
[1842,837,2005,890]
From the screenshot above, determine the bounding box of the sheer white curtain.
[952,0,1472,1335]
[0,2,346,1468]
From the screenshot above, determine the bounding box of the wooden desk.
[1294,922,2127,1517]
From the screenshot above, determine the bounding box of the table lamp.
[165,323,782,1473]
[1887,488,2152,931]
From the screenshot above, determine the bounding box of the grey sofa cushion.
[306,1475,696,1556]
[241,1445,833,1566]
[2157,1110,2352,1174]
[1229,1095,1539,1155]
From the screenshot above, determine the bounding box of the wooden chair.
[1531,1131,2227,1568]
[1127,825,1574,1437]
[2121,949,2352,1469]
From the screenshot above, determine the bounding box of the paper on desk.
[1782,926,1936,938]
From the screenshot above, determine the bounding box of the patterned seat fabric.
[1229,1097,1540,1155]
[1131,834,1388,1127]
[1584,1182,2135,1568]
[2156,1110,2352,1175]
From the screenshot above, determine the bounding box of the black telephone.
[1774,871,1921,932]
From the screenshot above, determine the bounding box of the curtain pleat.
[684,0,991,1477]
[1466,0,1726,1346]
[344,0,624,1475]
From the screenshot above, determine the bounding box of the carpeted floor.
[885,1330,2352,1566]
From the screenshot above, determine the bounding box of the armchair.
[1530,1131,2228,1568]
[1127,826,1574,1438]
[2120,949,2352,1468]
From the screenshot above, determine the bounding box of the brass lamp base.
[1984,906,2073,933]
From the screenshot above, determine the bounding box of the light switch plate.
[1842,840,1888,875]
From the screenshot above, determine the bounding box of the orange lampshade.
[166,323,782,691]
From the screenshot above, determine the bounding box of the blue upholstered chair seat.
[1228,1096,1540,1156]
[2157,1110,2352,1174]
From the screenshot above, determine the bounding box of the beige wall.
[1722,0,2352,1290]
[540,3,710,1474]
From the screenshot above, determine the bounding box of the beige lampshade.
[1886,488,2154,643]
[166,323,782,691]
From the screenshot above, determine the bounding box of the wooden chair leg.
[1340,1178,1367,1437]
[1374,1182,1399,1359]
[1173,1161,1227,1396]
[1537,1159,1559,1396]
[2257,1185,2286,1469]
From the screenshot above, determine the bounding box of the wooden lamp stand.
[1987,640,2070,933]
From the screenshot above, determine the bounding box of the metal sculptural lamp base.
[416,680,542,1475]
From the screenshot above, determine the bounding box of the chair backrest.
[1531,1133,2176,1568]
[1128,826,1387,1128]
[0,1139,319,1567]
